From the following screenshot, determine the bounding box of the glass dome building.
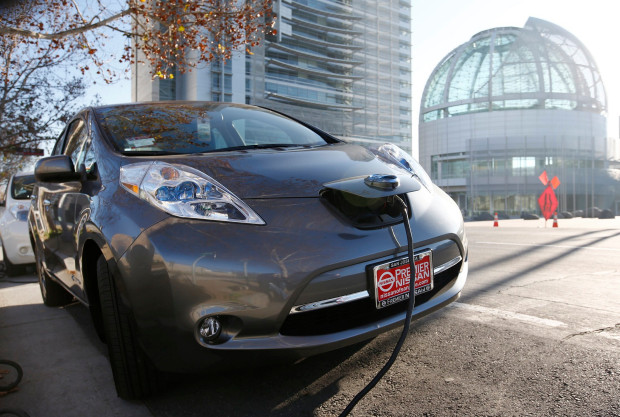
[419,17,620,216]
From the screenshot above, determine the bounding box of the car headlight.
[9,204,29,222]
[120,162,265,225]
[370,143,434,192]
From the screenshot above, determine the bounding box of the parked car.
[29,102,468,399]
[0,172,35,275]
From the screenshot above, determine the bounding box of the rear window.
[11,175,35,200]
[94,103,332,154]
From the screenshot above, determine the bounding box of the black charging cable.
[339,195,416,416]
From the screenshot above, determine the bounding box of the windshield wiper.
[222,143,309,151]
[122,150,183,156]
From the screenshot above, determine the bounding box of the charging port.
[320,189,410,229]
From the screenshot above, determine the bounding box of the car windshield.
[94,103,331,155]
[11,174,35,200]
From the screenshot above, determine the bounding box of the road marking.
[451,302,568,328]
[474,241,620,252]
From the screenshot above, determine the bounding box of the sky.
[90,0,620,159]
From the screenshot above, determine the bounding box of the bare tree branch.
[0,0,275,80]
[0,0,274,171]
[0,9,132,40]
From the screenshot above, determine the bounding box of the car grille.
[279,261,462,336]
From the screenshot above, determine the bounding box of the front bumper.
[200,260,467,354]
[115,195,467,372]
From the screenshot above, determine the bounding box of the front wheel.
[2,246,19,277]
[96,255,159,399]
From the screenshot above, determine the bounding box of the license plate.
[372,251,433,309]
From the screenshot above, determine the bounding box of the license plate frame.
[371,251,433,310]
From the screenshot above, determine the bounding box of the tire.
[96,255,158,399]
[34,242,73,307]
[0,359,23,392]
[2,246,19,277]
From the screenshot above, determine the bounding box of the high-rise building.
[132,0,413,155]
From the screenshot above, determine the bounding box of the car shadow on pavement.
[61,298,390,417]
[0,264,36,285]
[142,320,434,417]
[1,268,440,416]
[63,302,109,357]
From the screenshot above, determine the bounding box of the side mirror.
[34,155,80,183]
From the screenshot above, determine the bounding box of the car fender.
[76,218,118,304]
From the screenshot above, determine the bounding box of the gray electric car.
[29,102,468,399]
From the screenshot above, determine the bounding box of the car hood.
[165,143,408,199]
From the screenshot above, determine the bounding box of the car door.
[33,123,75,278]
[34,116,90,296]
[58,115,101,300]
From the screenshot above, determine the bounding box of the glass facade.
[210,59,233,103]
[421,18,606,123]
[247,0,413,154]
[133,0,413,155]
[419,18,620,217]
[263,5,358,108]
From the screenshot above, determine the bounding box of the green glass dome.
[421,17,607,122]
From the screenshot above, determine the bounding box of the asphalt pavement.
[1,217,619,416]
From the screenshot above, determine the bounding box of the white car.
[0,172,35,275]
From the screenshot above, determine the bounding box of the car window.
[52,132,65,156]
[231,118,293,145]
[63,120,88,165]
[71,134,96,174]
[93,103,331,155]
[11,175,35,200]
[62,119,94,173]
[211,128,228,149]
[82,139,96,174]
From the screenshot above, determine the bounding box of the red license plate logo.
[373,251,433,309]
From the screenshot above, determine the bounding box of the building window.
[512,156,535,176]
[159,78,176,100]
[432,156,469,180]
[212,93,221,102]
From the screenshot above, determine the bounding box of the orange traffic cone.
[493,212,499,227]
[552,212,558,228]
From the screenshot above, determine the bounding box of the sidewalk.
[0,272,152,417]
